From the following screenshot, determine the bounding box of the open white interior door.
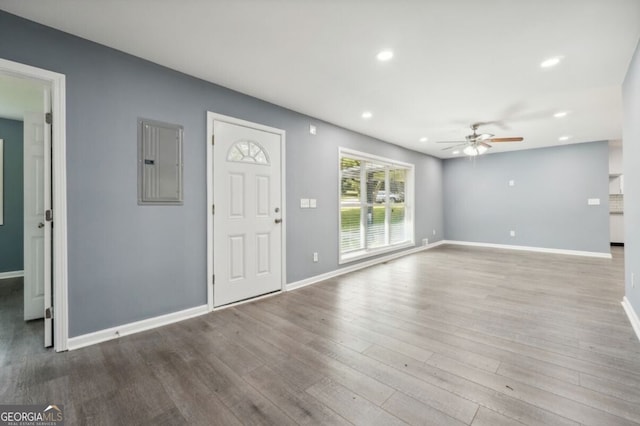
[22,86,53,348]
[43,87,53,348]
[23,111,45,322]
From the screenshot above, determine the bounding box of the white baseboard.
[286,240,445,292]
[66,242,446,351]
[67,304,209,351]
[622,297,640,342]
[443,240,612,259]
[0,270,24,280]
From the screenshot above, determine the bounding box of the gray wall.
[0,11,443,337]
[623,40,640,313]
[443,141,610,254]
[0,118,23,273]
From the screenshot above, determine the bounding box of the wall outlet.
[509,179,515,187]
[422,238,429,246]
[313,252,319,263]
[510,230,516,237]
[309,198,317,208]
[300,198,310,208]
[432,229,436,236]
[309,124,317,135]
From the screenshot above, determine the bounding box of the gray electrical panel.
[138,118,183,205]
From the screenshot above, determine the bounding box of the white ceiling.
[1,0,639,158]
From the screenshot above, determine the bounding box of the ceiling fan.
[437,122,523,156]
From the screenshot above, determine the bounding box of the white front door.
[213,119,283,307]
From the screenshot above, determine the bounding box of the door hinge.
[211,134,215,145]
[45,307,53,319]
[212,204,215,215]
[45,209,53,222]
[45,112,52,124]
[212,274,215,285]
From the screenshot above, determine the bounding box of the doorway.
[206,112,286,309]
[0,58,68,352]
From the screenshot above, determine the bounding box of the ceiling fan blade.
[441,143,467,151]
[435,140,467,144]
[479,142,492,149]
[473,121,506,129]
[476,133,495,141]
[508,109,555,122]
[488,137,523,142]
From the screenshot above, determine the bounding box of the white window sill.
[339,241,415,265]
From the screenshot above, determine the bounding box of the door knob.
[274,218,282,224]
[38,222,45,228]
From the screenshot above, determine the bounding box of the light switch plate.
[309,199,317,208]
[309,125,317,135]
[587,198,601,205]
[300,198,310,208]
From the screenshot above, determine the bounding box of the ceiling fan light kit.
[463,144,488,156]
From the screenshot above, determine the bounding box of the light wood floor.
[1,245,639,425]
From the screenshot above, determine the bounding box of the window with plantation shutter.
[339,148,415,263]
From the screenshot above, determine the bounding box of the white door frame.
[206,111,286,311]
[0,58,68,352]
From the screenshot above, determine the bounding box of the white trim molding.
[67,241,442,350]
[0,58,68,352]
[67,304,209,351]
[622,297,640,342]
[206,113,214,311]
[443,240,612,259]
[287,240,444,291]
[0,270,24,280]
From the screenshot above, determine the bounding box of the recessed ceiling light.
[558,135,571,141]
[376,50,394,61]
[419,137,428,142]
[554,111,569,118]
[541,56,562,68]
[452,150,460,155]
[361,111,373,119]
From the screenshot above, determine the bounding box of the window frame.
[338,147,415,264]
